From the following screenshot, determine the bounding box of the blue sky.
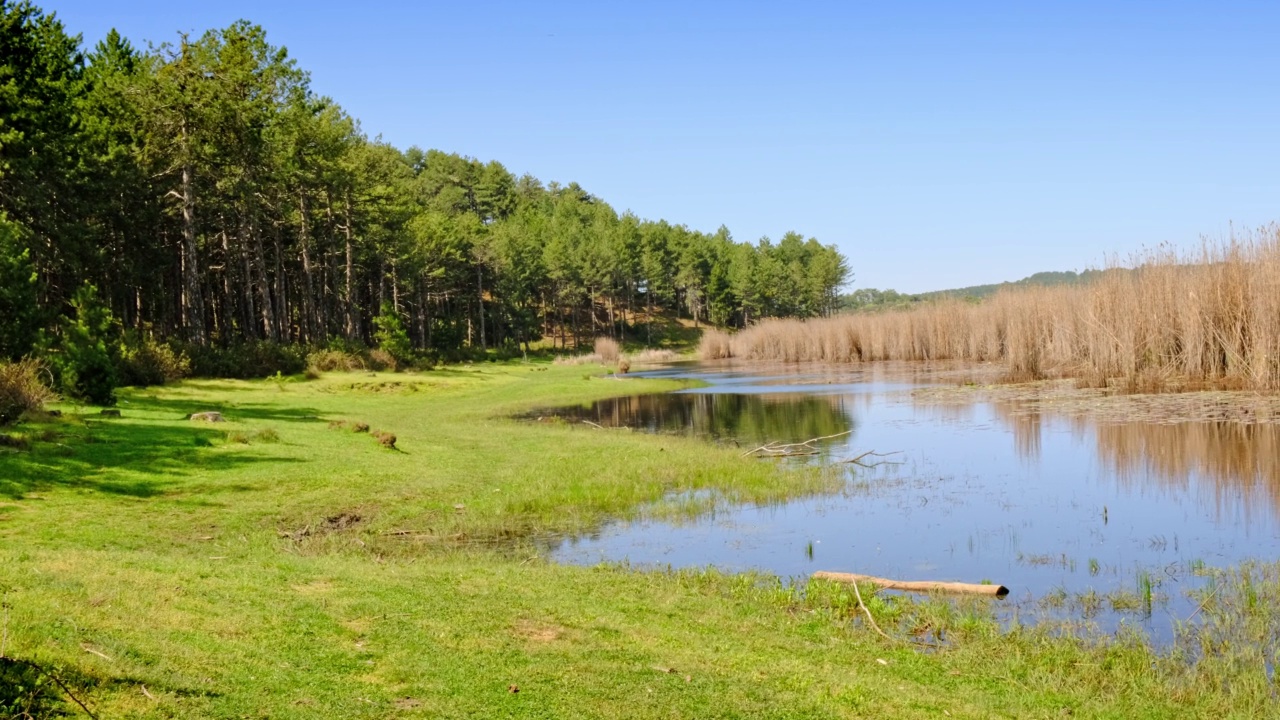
[47,1,1280,293]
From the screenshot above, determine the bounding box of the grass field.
[1,363,1277,718]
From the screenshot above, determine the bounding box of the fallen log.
[812,571,1009,597]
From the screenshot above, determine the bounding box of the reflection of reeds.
[702,227,1280,392]
[991,403,1043,461]
[1096,421,1280,520]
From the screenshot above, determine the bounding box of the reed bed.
[702,227,1280,392]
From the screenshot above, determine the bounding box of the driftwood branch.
[741,430,852,458]
[816,573,938,648]
[841,450,905,468]
[847,573,899,644]
[813,571,1009,597]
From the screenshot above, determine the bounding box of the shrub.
[368,348,397,371]
[0,359,55,425]
[254,428,280,443]
[185,341,306,379]
[593,336,621,362]
[306,349,367,373]
[117,331,191,387]
[373,303,413,367]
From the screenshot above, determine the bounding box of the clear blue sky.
[46,1,1280,293]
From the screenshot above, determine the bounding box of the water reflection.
[1096,421,1280,523]
[528,392,854,446]
[534,364,1280,641]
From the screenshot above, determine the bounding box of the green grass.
[0,362,1278,718]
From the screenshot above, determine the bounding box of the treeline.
[0,2,849,369]
[913,270,1107,302]
[840,271,1103,313]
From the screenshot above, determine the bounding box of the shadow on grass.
[0,399,314,500]
[119,392,329,425]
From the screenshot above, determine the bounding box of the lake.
[529,361,1280,639]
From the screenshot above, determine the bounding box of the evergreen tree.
[0,2,853,371]
[0,214,40,359]
[57,284,120,405]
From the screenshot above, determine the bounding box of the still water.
[532,362,1280,636]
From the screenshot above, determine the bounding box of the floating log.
[812,571,1009,597]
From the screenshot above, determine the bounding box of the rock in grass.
[187,411,224,422]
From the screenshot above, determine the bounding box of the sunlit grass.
[0,363,1277,717]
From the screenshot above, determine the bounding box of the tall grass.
[0,359,56,425]
[593,336,621,362]
[702,227,1280,392]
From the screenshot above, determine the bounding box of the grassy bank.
[704,226,1280,392]
[1,364,1277,718]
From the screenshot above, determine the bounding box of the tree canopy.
[0,2,851,360]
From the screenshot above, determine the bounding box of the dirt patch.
[512,619,566,643]
[279,511,366,542]
[291,580,335,595]
[324,512,362,530]
[344,381,424,394]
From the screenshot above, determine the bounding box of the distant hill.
[840,269,1108,312]
[916,269,1108,301]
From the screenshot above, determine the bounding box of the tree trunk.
[812,571,1009,597]
[250,216,277,342]
[417,283,428,348]
[238,223,258,339]
[217,227,234,337]
[476,263,486,352]
[298,190,317,343]
[273,223,288,342]
[646,289,653,345]
[343,189,357,339]
[572,303,580,350]
[179,155,205,344]
[607,293,616,340]
[391,260,400,313]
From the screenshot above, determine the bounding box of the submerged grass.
[707,225,1280,393]
[0,363,1277,717]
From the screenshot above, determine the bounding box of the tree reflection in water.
[530,393,854,447]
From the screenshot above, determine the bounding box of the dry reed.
[593,337,621,363]
[701,226,1280,393]
[554,343,677,367]
[627,349,679,364]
